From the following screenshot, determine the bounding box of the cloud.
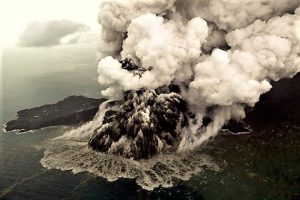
[19,20,88,47]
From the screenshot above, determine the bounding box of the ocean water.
[1,45,300,200]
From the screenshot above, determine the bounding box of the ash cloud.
[19,20,88,47]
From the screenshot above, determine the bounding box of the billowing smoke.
[89,0,300,159]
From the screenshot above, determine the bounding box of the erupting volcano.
[32,0,300,191]
[85,0,300,159]
[3,0,300,196]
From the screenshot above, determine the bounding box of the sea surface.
[1,45,300,200]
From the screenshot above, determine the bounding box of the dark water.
[1,46,300,200]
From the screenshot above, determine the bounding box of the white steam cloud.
[96,0,300,151]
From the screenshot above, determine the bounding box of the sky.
[0,0,101,47]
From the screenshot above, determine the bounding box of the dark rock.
[245,73,300,127]
[5,96,106,132]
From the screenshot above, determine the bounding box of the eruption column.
[89,0,300,158]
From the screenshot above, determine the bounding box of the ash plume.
[89,0,300,158]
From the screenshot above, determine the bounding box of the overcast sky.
[0,0,100,47]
